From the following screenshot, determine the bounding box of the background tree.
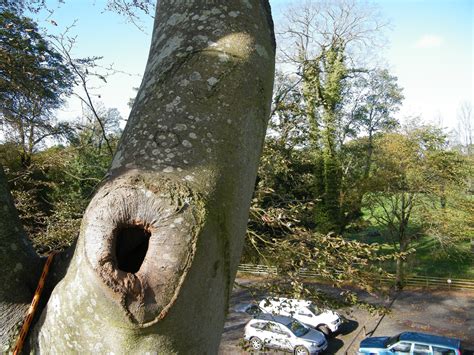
[0,0,47,14]
[0,10,74,166]
[277,0,386,233]
[338,68,403,227]
[242,71,398,302]
[239,1,405,299]
[262,69,403,236]
[455,101,473,156]
[454,102,474,252]
[364,125,471,287]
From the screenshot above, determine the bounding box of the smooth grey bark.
[0,1,276,353]
[0,165,42,351]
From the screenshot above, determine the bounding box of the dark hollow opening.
[115,225,151,273]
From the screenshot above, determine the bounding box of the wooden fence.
[237,264,474,290]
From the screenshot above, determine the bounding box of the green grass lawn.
[345,226,474,280]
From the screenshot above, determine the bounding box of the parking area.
[371,290,474,350]
[219,278,474,354]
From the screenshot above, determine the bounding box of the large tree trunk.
[0,165,42,350]
[2,1,275,353]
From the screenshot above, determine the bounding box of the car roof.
[259,297,312,308]
[254,313,295,325]
[234,303,258,312]
[399,332,461,348]
[261,297,308,304]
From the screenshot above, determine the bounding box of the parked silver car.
[244,313,328,354]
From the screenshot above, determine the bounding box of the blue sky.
[37,0,473,130]
[376,0,473,128]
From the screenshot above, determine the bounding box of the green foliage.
[244,62,472,296]
[33,143,113,251]
[0,7,121,251]
[0,11,72,113]
[0,0,49,14]
[271,66,403,234]
[244,176,398,301]
[362,125,473,285]
[242,61,409,295]
[0,10,74,165]
[0,110,120,253]
[347,230,474,279]
[346,69,403,137]
[242,123,397,296]
[321,43,347,112]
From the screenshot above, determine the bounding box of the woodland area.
[0,0,473,352]
[1,0,473,289]
[241,1,473,293]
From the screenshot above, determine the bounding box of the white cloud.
[415,34,444,49]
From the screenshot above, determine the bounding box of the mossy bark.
[22,1,275,353]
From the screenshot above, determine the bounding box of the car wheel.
[249,337,263,350]
[294,345,310,355]
[317,325,331,337]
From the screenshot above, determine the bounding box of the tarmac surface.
[218,277,474,354]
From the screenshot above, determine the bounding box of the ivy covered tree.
[242,72,398,300]
[278,0,386,233]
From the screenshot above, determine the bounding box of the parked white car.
[259,297,342,336]
[244,313,328,354]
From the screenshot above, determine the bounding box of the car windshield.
[385,335,400,347]
[307,304,321,316]
[246,305,261,316]
[287,320,309,337]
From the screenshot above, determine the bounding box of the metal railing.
[237,264,474,290]
[237,263,278,275]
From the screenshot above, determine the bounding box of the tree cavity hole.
[115,225,151,273]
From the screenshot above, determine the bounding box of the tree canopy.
[0,10,73,165]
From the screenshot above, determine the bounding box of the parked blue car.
[358,331,462,355]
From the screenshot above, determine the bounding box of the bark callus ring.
[83,172,202,326]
